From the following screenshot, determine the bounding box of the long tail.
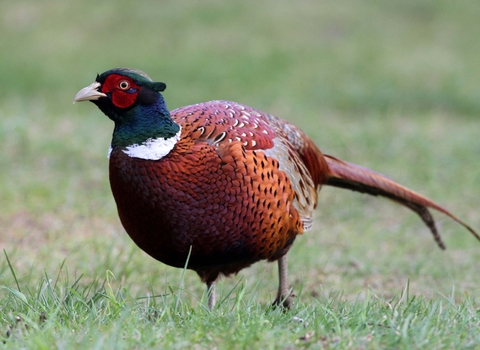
[323,154,480,249]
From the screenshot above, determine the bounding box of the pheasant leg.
[273,255,294,308]
[207,280,216,310]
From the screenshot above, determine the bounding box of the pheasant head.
[74,68,181,159]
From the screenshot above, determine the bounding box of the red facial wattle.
[101,74,140,109]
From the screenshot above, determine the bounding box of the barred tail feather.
[323,155,480,248]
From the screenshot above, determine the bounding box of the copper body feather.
[109,101,308,284]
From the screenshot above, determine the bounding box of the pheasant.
[74,68,479,310]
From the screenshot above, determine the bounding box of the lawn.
[1,0,480,348]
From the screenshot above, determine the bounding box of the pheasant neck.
[109,95,181,160]
[108,126,182,160]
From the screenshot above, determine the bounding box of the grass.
[2,256,480,349]
[1,0,480,348]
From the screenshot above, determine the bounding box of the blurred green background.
[2,1,480,114]
[1,0,479,304]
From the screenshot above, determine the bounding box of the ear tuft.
[152,82,167,92]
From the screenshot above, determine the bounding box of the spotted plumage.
[74,68,479,309]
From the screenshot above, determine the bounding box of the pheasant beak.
[73,82,107,103]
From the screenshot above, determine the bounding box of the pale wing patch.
[108,127,182,160]
[262,137,317,231]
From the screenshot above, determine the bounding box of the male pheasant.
[74,68,479,309]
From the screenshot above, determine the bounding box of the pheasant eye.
[118,80,130,90]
